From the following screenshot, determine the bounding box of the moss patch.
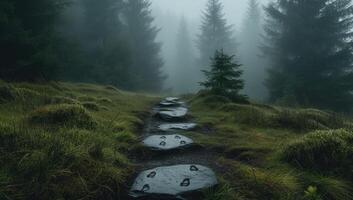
[28,104,97,129]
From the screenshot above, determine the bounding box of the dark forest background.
[1,0,353,112]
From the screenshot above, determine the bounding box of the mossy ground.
[0,81,157,199]
[186,93,353,200]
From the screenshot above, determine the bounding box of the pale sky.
[151,0,272,28]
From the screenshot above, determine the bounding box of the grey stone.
[143,134,193,150]
[157,107,188,121]
[130,164,218,198]
[159,100,181,107]
[159,123,197,131]
[165,97,180,102]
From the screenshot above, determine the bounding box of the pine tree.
[123,0,164,92]
[197,0,236,71]
[239,0,267,101]
[80,0,133,89]
[172,17,196,94]
[0,0,67,81]
[201,50,247,102]
[264,0,353,111]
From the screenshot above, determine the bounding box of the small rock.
[143,134,193,151]
[130,164,218,198]
[157,107,188,121]
[159,123,197,131]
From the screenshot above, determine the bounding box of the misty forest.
[1,0,353,199]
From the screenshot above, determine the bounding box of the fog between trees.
[2,0,353,111]
[152,0,271,101]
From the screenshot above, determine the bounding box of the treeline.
[264,0,353,111]
[191,0,353,112]
[0,0,164,92]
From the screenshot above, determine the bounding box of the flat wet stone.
[130,164,218,198]
[159,123,197,131]
[165,97,180,102]
[143,134,193,151]
[157,107,188,121]
[159,100,181,107]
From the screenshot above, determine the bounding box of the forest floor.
[0,81,352,200]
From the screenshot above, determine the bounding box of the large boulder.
[159,123,197,131]
[130,164,218,199]
[142,134,193,151]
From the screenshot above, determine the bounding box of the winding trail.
[128,97,218,200]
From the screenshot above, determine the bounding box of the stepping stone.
[159,100,181,107]
[159,123,197,131]
[143,134,193,151]
[165,97,180,102]
[130,164,218,198]
[157,107,188,121]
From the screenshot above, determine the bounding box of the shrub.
[82,102,100,111]
[282,129,353,172]
[28,104,97,129]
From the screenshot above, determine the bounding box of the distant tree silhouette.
[172,17,196,94]
[197,0,236,76]
[264,0,353,111]
[123,0,164,92]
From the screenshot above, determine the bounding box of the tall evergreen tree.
[239,0,267,101]
[264,0,353,111]
[123,0,164,92]
[0,0,67,81]
[80,0,133,88]
[197,0,236,72]
[172,17,196,94]
[201,50,247,102]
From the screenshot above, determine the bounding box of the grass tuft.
[82,101,100,111]
[28,104,97,129]
[282,129,353,172]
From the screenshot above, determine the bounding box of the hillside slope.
[0,81,157,199]
[185,92,353,200]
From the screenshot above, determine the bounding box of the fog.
[151,0,272,100]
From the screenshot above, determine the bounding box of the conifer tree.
[197,0,236,72]
[239,0,267,100]
[0,0,67,81]
[201,50,247,102]
[123,0,164,92]
[264,0,353,111]
[172,17,196,94]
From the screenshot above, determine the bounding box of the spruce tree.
[80,0,135,89]
[264,0,353,111]
[172,17,196,94]
[201,50,247,102]
[0,0,67,81]
[239,0,267,101]
[197,0,236,72]
[123,0,164,92]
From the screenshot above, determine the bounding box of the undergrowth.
[0,81,156,199]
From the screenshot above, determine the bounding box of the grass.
[187,92,353,200]
[0,80,157,199]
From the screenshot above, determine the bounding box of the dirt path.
[126,98,218,200]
